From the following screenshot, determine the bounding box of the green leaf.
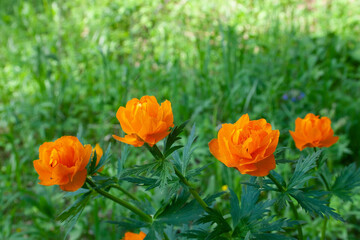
[163,145,183,159]
[117,144,130,179]
[180,124,198,174]
[186,163,213,180]
[92,143,112,174]
[232,183,293,238]
[163,121,189,154]
[107,217,148,229]
[332,163,360,202]
[155,191,203,225]
[289,189,344,221]
[196,208,232,240]
[288,150,322,189]
[86,150,97,173]
[229,188,241,227]
[252,233,296,240]
[57,191,92,239]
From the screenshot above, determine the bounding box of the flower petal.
[60,169,87,192]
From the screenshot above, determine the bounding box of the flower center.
[49,149,59,167]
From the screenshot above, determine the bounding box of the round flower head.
[33,136,92,192]
[209,114,279,177]
[113,96,174,147]
[289,113,339,151]
[122,231,146,240]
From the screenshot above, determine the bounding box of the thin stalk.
[108,184,139,201]
[86,177,152,223]
[267,173,303,240]
[321,218,328,240]
[163,232,170,240]
[174,167,209,211]
[314,147,330,240]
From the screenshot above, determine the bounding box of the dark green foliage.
[87,144,112,175]
[163,121,189,158]
[331,163,360,202]
[195,208,232,240]
[154,190,217,225]
[172,124,197,175]
[287,150,322,189]
[289,189,343,221]
[229,185,294,239]
[57,191,93,238]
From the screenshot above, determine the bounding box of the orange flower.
[289,113,339,151]
[113,96,174,147]
[209,114,279,177]
[33,136,92,192]
[93,143,104,172]
[122,231,146,240]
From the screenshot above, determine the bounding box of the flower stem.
[314,147,330,240]
[108,183,139,201]
[321,218,328,240]
[267,173,303,240]
[173,167,209,211]
[86,177,152,223]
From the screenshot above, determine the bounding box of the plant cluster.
[33,96,360,240]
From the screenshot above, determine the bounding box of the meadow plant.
[33,96,359,240]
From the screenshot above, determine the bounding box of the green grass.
[1,0,360,239]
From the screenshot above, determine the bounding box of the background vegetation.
[1,0,360,239]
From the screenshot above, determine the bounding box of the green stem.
[314,147,330,240]
[268,173,303,240]
[320,172,330,240]
[319,173,330,191]
[321,218,328,240]
[108,184,139,201]
[163,232,170,240]
[86,177,152,223]
[174,167,209,211]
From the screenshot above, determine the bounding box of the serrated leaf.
[163,121,189,154]
[289,189,344,221]
[63,188,90,198]
[252,233,296,240]
[186,163,213,180]
[57,191,92,239]
[229,188,241,227]
[164,145,183,158]
[87,150,97,173]
[196,208,232,240]
[155,190,205,225]
[107,217,148,229]
[181,124,197,174]
[118,144,130,179]
[92,143,112,174]
[332,163,360,202]
[288,150,322,189]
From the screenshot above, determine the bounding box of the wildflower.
[289,113,339,151]
[33,136,92,192]
[93,143,104,172]
[209,114,279,177]
[113,96,174,147]
[122,231,146,240]
[221,185,228,191]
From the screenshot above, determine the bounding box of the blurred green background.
[1,0,360,239]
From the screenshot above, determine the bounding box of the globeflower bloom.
[33,136,92,192]
[289,113,339,151]
[209,114,279,177]
[113,96,174,147]
[122,231,146,240]
[93,143,104,172]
